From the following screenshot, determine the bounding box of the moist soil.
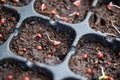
[70,1,120,77]
[0,62,49,80]
[34,0,93,23]
[0,5,17,45]
[89,0,120,38]
[0,0,32,45]
[0,0,120,80]
[69,39,120,80]
[10,18,73,65]
[1,0,31,7]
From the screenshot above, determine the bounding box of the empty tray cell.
[69,37,120,80]
[0,6,18,45]
[0,61,50,80]
[0,0,31,7]
[10,18,75,65]
[34,0,93,23]
[89,0,120,38]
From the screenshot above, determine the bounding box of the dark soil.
[0,0,120,80]
[0,0,31,7]
[34,0,93,23]
[0,5,17,45]
[10,18,73,65]
[69,39,120,80]
[0,62,49,80]
[89,0,120,38]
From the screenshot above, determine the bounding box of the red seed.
[107,4,112,10]
[82,54,88,59]
[7,75,13,80]
[41,4,47,11]
[46,54,51,58]
[61,17,68,22]
[75,12,80,16]
[22,48,27,52]
[106,61,111,65]
[53,41,60,46]
[87,68,92,74]
[36,33,42,38]
[13,0,19,3]
[0,34,2,38]
[1,0,6,3]
[37,46,42,50]
[51,10,56,15]
[0,19,5,25]
[24,76,30,80]
[97,52,103,58]
[74,0,81,7]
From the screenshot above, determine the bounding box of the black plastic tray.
[0,0,120,80]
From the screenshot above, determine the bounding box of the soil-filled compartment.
[69,37,120,80]
[0,0,31,7]
[0,60,50,80]
[10,18,74,65]
[34,0,93,23]
[89,0,120,38]
[0,6,18,45]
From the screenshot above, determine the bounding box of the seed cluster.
[7,74,30,80]
[0,18,6,40]
[0,0,120,80]
[19,32,61,59]
[81,47,114,80]
[40,0,81,22]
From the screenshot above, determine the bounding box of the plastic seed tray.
[0,0,120,80]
